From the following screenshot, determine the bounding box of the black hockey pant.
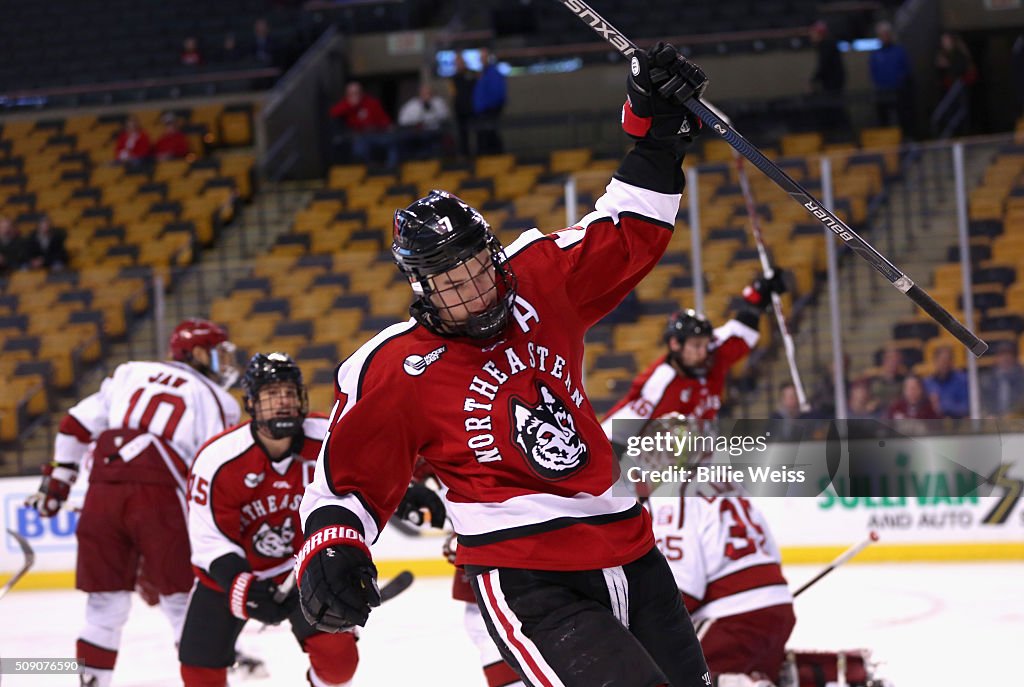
[466,545,710,687]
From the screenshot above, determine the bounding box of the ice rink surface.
[1,562,1021,686]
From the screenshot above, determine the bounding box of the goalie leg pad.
[700,603,796,679]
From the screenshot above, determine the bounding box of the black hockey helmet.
[664,309,715,377]
[664,308,714,344]
[242,352,308,440]
[392,190,517,340]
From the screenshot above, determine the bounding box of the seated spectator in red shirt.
[329,81,398,168]
[115,116,152,163]
[25,214,69,271]
[154,114,191,160]
[0,215,28,275]
[885,375,942,420]
[181,37,202,66]
[330,81,392,132]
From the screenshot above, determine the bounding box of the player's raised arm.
[550,42,707,326]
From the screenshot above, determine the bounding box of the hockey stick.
[791,530,878,598]
[694,531,879,639]
[0,529,35,601]
[553,0,988,358]
[702,100,811,411]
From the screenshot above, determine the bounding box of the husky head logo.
[252,517,295,558]
[510,382,589,480]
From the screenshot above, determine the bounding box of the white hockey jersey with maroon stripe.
[188,416,328,589]
[301,178,680,571]
[601,319,759,436]
[55,360,240,490]
[647,494,792,622]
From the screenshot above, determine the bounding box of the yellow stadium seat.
[475,154,516,178]
[550,148,592,175]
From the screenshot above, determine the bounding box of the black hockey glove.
[227,573,298,625]
[395,482,446,528]
[297,526,381,632]
[742,269,787,311]
[25,461,78,517]
[622,42,706,146]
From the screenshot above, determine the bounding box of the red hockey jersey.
[188,416,328,588]
[601,319,759,433]
[301,178,681,571]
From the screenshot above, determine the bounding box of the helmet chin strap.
[670,349,710,379]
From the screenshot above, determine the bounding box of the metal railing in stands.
[0,68,281,108]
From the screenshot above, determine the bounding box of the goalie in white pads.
[650,493,795,683]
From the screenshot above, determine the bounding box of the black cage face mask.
[409,243,517,341]
[250,382,308,440]
[393,196,517,341]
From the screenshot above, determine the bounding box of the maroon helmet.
[168,318,238,387]
[169,318,228,361]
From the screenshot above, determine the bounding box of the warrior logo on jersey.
[510,381,589,480]
[252,517,295,558]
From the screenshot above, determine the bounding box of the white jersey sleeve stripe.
[712,319,759,350]
[589,178,681,227]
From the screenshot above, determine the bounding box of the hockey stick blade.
[553,0,988,358]
[380,570,414,603]
[0,529,36,600]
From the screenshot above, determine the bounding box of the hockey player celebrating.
[180,352,443,687]
[25,318,241,687]
[602,271,786,441]
[298,43,715,686]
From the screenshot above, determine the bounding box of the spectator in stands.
[154,113,191,161]
[220,32,241,63]
[885,375,942,420]
[935,32,975,92]
[810,20,845,95]
[809,20,849,137]
[180,37,203,67]
[869,21,915,136]
[450,53,478,158]
[0,215,27,275]
[934,32,975,135]
[25,214,69,271]
[473,48,507,155]
[252,18,276,66]
[1013,34,1024,119]
[980,341,1024,417]
[771,382,816,421]
[846,380,881,420]
[114,115,152,164]
[329,80,398,169]
[398,83,451,160]
[868,344,908,407]
[810,353,850,417]
[923,344,968,419]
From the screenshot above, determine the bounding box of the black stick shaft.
[554,0,988,357]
